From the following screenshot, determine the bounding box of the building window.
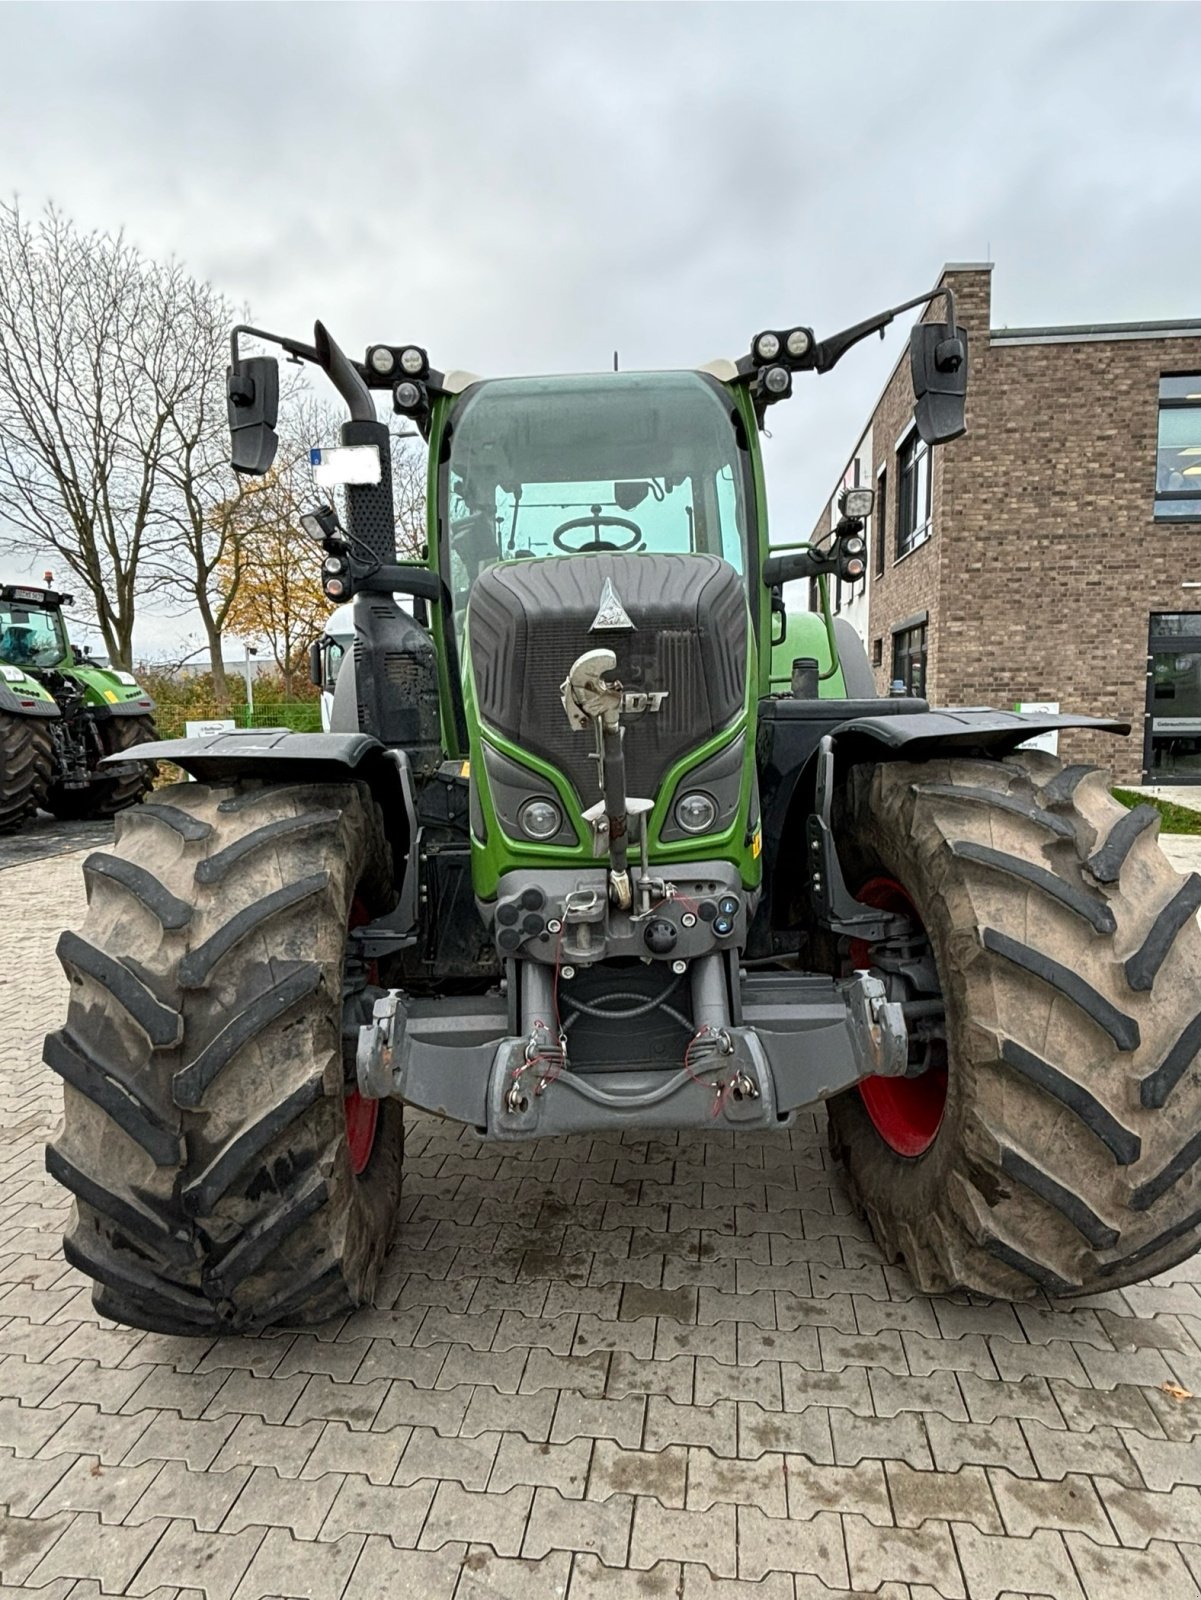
[871,637,883,668]
[875,468,887,577]
[896,431,931,557]
[892,621,927,697]
[1156,375,1201,521]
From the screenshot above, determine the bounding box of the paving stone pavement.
[3,844,1201,1600]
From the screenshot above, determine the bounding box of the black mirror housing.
[227,356,280,475]
[309,640,323,688]
[911,322,968,446]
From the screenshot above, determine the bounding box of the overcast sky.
[2,0,1198,659]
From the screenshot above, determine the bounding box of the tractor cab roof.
[0,583,73,610]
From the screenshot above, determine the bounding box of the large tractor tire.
[45,778,403,1334]
[44,714,157,821]
[828,752,1201,1299]
[0,709,52,834]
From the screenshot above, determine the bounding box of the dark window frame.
[1155,372,1201,523]
[875,466,887,577]
[892,619,928,697]
[895,429,932,558]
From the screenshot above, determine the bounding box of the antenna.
[613,351,619,372]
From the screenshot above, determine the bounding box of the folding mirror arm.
[230,322,375,422]
[805,284,958,375]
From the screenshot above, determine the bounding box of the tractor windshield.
[0,602,67,669]
[443,370,749,629]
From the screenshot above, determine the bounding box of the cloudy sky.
[2,1,1198,658]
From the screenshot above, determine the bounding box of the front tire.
[46,778,403,1333]
[0,710,52,834]
[828,753,1201,1299]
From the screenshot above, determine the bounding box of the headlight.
[674,791,718,835]
[368,346,396,375]
[786,328,811,358]
[754,331,781,361]
[400,346,426,375]
[763,366,791,396]
[518,798,562,840]
[393,379,423,410]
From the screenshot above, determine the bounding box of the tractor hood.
[467,551,747,809]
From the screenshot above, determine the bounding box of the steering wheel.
[551,504,643,553]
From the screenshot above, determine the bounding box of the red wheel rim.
[344,1090,380,1176]
[346,896,380,1176]
[849,876,947,1158]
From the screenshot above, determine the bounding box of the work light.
[368,346,396,375]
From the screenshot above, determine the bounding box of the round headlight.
[763,366,791,395]
[324,578,346,598]
[400,346,425,375]
[755,331,781,361]
[674,791,718,835]
[322,555,345,575]
[786,328,811,358]
[518,798,562,840]
[369,346,396,375]
[393,379,422,410]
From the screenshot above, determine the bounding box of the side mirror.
[309,640,323,689]
[910,322,968,446]
[227,356,280,475]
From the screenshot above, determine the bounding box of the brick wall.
[825,264,1201,784]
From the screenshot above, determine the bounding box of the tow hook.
[846,971,909,1079]
[357,990,407,1098]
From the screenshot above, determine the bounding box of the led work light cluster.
[300,504,353,601]
[366,344,431,417]
[751,326,815,405]
[832,486,873,581]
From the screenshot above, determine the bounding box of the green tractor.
[0,582,156,831]
[46,290,1201,1334]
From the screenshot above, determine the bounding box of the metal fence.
[150,702,322,741]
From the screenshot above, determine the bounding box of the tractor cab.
[0,584,73,672]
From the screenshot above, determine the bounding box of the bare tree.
[145,273,250,707]
[392,431,429,557]
[0,203,182,666]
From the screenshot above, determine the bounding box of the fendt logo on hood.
[590,578,635,633]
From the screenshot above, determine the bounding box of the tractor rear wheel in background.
[44,714,158,821]
[46,777,404,1333]
[0,709,52,834]
[828,752,1201,1298]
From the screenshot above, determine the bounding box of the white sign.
[1015,701,1060,756]
[310,444,382,488]
[1154,718,1201,733]
[185,719,236,739]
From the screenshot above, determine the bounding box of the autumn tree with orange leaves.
[216,406,428,696]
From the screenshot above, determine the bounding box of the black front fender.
[103,727,413,827]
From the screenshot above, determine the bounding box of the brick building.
[808,264,1201,784]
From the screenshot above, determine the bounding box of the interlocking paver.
[24,1510,169,1592]
[419,1482,533,1557]
[230,1527,364,1600]
[489,1432,591,1497]
[0,1507,75,1583]
[7,846,1201,1598]
[126,1520,264,1600]
[31,1456,164,1526]
[738,1506,846,1586]
[318,1475,435,1544]
[394,1425,500,1490]
[953,1523,1084,1600]
[1065,1534,1201,1600]
[0,1447,73,1516]
[886,1462,1001,1535]
[294,1422,405,1485]
[845,1514,963,1596]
